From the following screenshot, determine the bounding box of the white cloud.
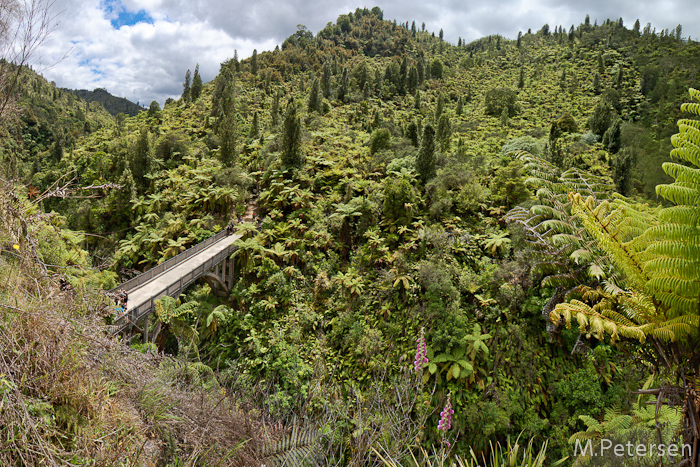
[36,0,248,105]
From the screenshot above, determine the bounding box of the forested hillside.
[2,6,700,466]
[68,87,145,116]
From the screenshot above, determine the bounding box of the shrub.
[430,58,444,79]
[588,99,615,137]
[501,136,545,157]
[485,87,518,117]
[369,128,392,155]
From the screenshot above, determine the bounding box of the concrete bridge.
[108,227,243,335]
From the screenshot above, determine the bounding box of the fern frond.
[541,274,579,289]
[671,133,700,166]
[568,431,599,444]
[599,308,637,327]
[551,300,646,342]
[657,206,700,225]
[578,415,603,432]
[646,275,699,296]
[646,241,700,259]
[570,194,650,290]
[650,321,696,342]
[651,292,699,317]
[604,414,633,434]
[260,425,320,467]
[655,182,699,206]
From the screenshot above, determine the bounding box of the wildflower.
[437,393,454,432]
[12,244,19,250]
[414,327,428,373]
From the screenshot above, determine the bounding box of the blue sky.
[109,8,154,29]
[34,0,700,106]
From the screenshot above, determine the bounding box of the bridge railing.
[109,228,229,295]
[111,241,238,333]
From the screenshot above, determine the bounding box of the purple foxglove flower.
[437,393,453,432]
[414,327,428,373]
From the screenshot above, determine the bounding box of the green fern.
[547,89,700,349]
[260,424,321,466]
[643,87,700,317]
[568,406,632,445]
[506,152,614,295]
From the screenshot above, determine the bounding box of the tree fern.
[569,193,658,291]
[545,89,700,361]
[506,152,616,331]
[641,88,700,318]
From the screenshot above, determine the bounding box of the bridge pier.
[202,255,236,297]
[142,314,149,344]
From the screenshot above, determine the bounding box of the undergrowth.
[0,179,260,466]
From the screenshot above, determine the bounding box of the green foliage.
[517,68,525,89]
[382,177,415,226]
[147,100,161,118]
[182,68,191,103]
[191,64,203,101]
[588,98,614,138]
[369,128,392,155]
[502,136,544,158]
[436,114,452,152]
[307,76,321,113]
[485,87,518,117]
[281,99,302,168]
[434,93,445,122]
[251,49,258,75]
[406,121,419,147]
[15,12,700,463]
[646,88,700,316]
[489,159,529,209]
[416,124,436,184]
[569,405,682,467]
[430,58,443,80]
[260,424,321,466]
[321,61,332,99]
[550,112,578,141]
[130,128,154,190]
[554,367,605,417]
[601,118,621,153]
[69,88,143,116]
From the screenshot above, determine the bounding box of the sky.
[28,0,700,107]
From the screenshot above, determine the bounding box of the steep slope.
[1,66,115,183]
[0,179,261,465]
[10,7,700,463]
[67,87,145,116]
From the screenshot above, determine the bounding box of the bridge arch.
[201,272,229,297]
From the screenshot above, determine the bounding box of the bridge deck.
[127,231,243,312]
[109,202,257,334]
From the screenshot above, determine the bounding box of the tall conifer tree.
[191,64,203,101]
[308,76,320,113]
[416,124,436,184]
[182,69,191,103]
[281,99,302,168]
[250,49,258,75]
[321,62,332,99]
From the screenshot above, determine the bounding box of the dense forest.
[68,87,145,116]
[1,6,700,466]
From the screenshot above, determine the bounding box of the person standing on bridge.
[117,288,128,311]
[122,289,128,311]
